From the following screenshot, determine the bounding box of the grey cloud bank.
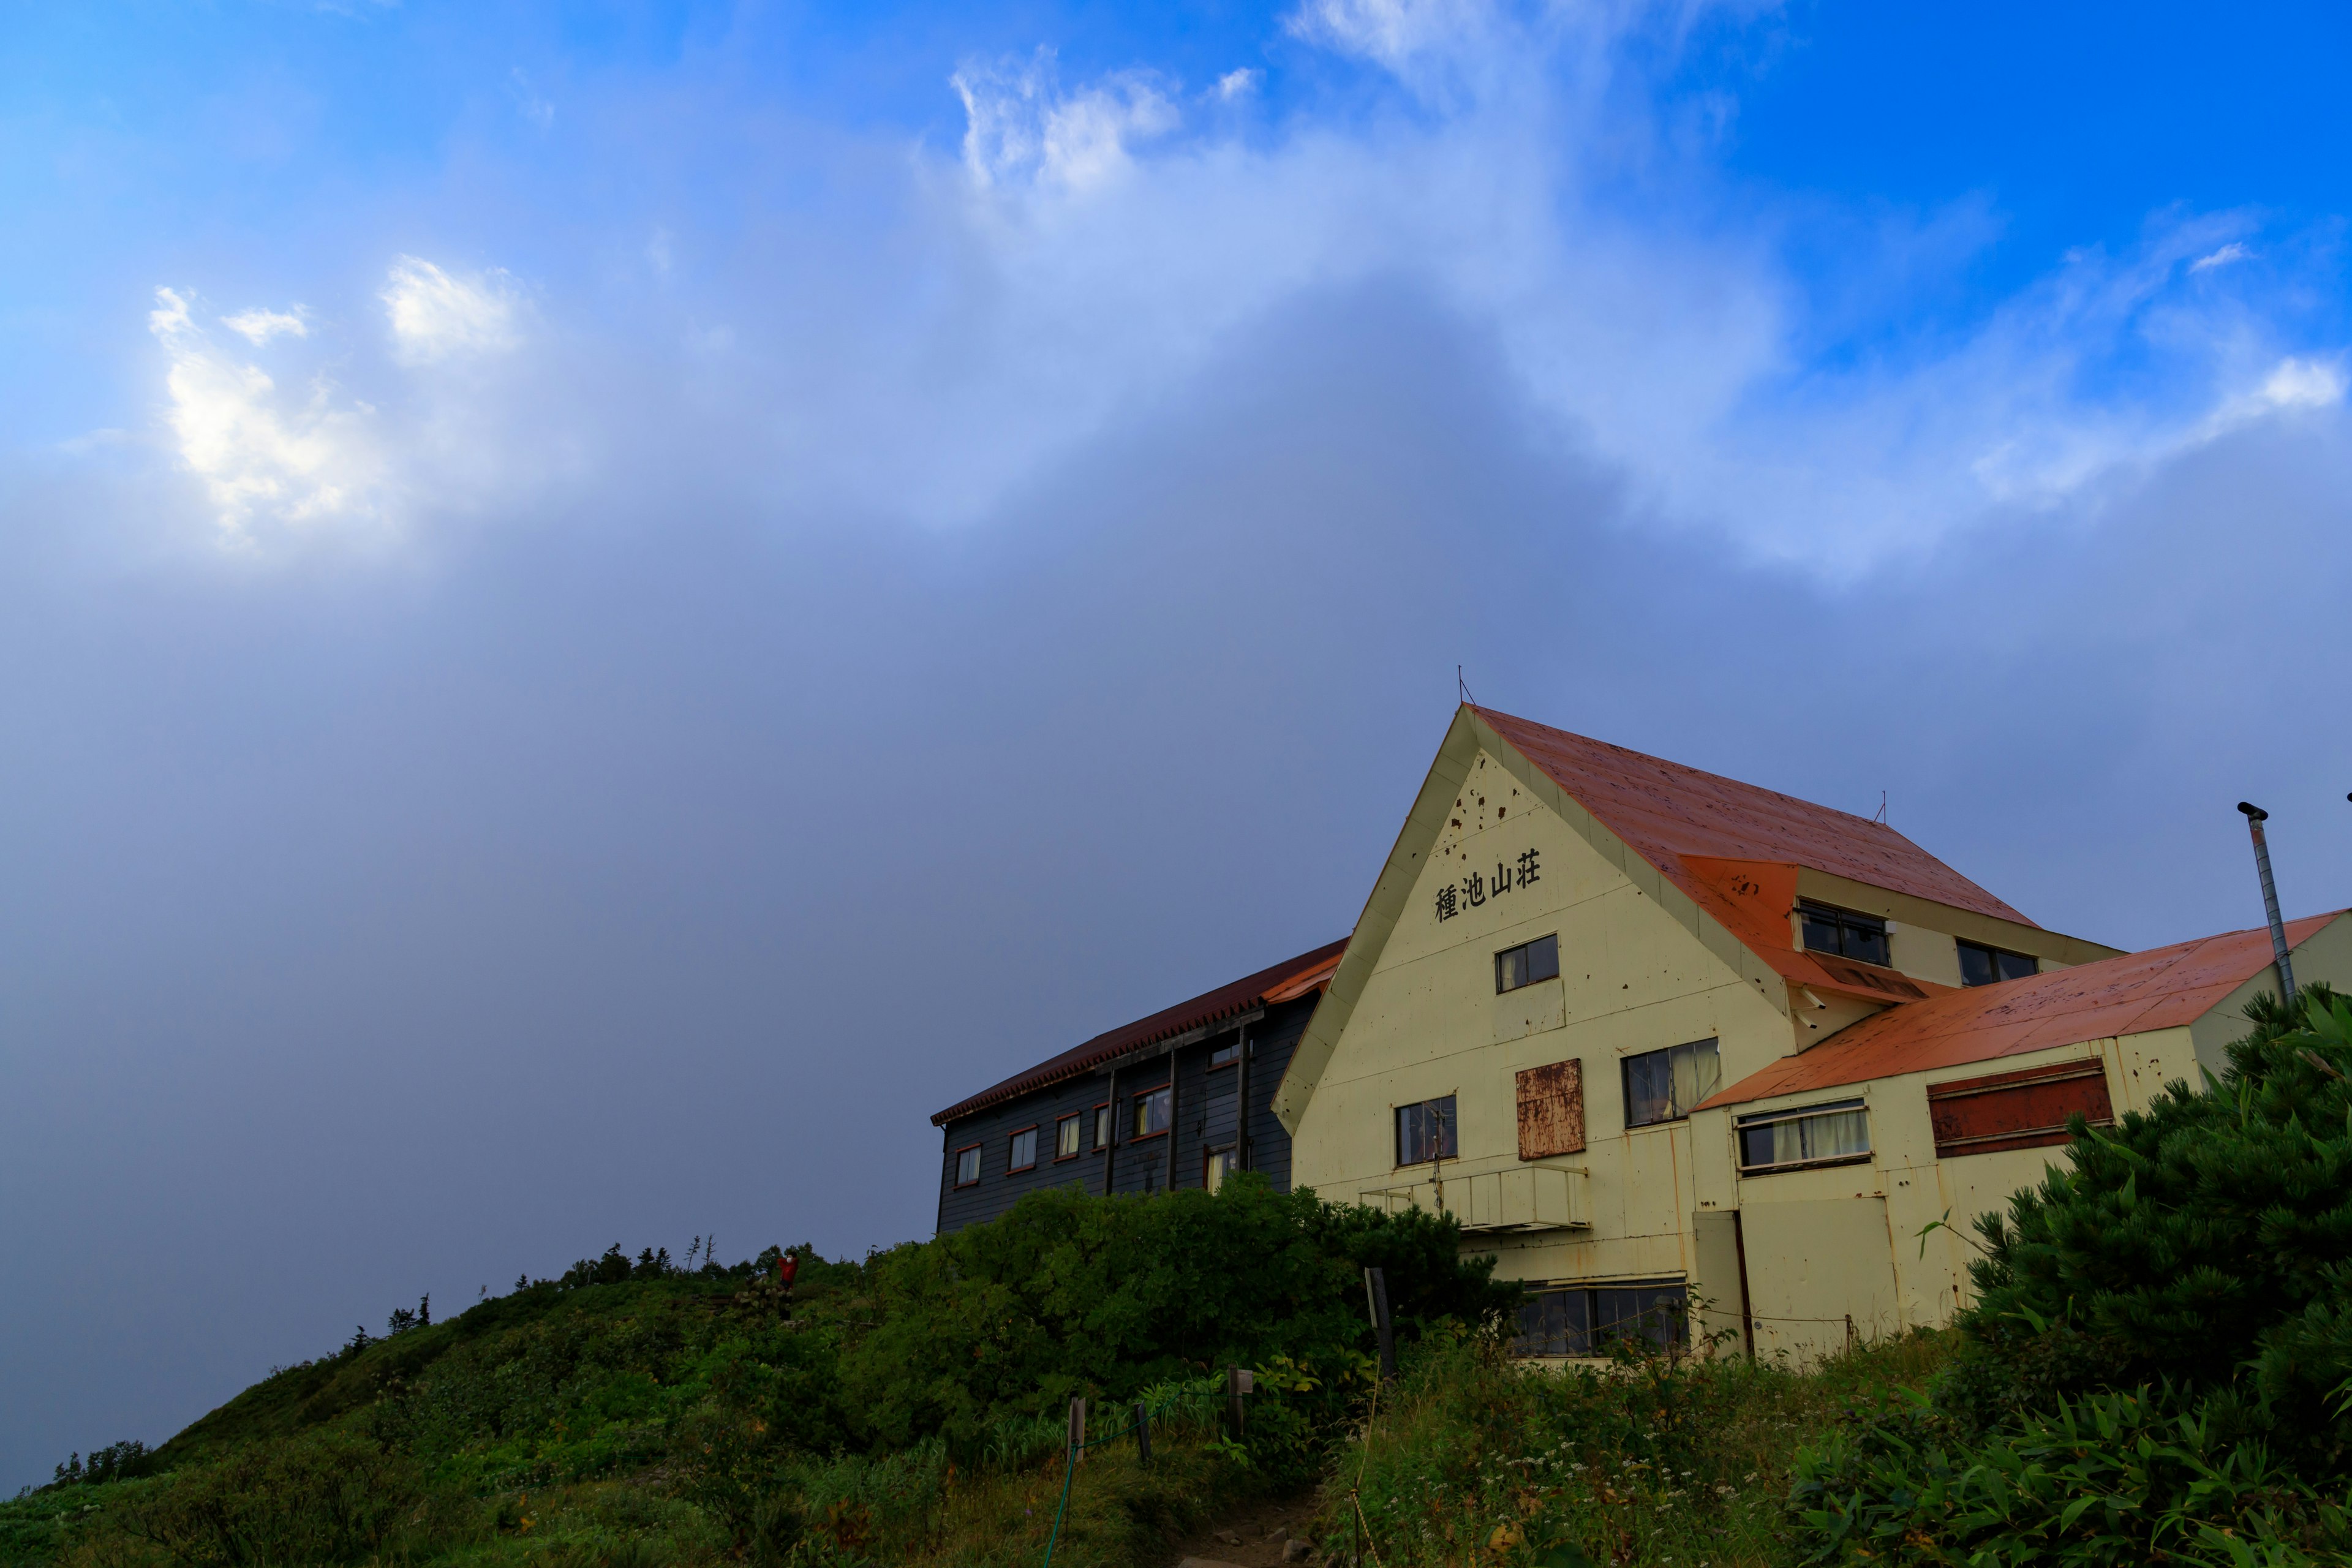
[5,279,2350,1489]
[7,0,2352,1496]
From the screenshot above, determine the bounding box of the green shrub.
[1790,1384,2352,1566]
[78,1430,447,1567]
[838,1172,1517,1475]
[1962,989,2352,1460]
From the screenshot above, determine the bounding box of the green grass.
[1316,1327,1958,1568]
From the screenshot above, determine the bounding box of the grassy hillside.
[17,995,2352,1568]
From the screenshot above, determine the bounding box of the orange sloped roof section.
[1476,709,2033,924]
[1473,708,2018,1001]
[930,938,1349,1126]
[1693,912,2343,1109]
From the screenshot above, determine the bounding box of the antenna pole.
[2237,802,2298,1007]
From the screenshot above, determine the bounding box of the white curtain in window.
[1671,1043,1722,1115]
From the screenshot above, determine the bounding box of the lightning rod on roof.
[1457,666,1478,707]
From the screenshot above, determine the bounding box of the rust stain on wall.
[1516,1058,1585,1158]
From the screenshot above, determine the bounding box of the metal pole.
[2238,803,2299,1006]
[1365,1267,1397,1381]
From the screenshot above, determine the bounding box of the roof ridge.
[1471,705,1916,842]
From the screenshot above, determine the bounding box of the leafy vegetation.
[1790,987,2352,1566]
[14,997,2352,1567]
[2,1175,1506,1567]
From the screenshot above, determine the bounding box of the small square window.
[1395,1096,1458,1166]
[953,1145,981,1187]
[1957,940,2038,987]
[1134,1086,1172,1138]
[1495,933,1561,993]
[1209,1041,1241,1068]
[1055,1114,1082,1159]
[1621,1039,1721,1128]
[1008,1127,1038,1172]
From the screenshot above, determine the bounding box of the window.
[1055,1115,1082,1160]
[1621,1039,1721,1128]
[1957,940,2038,987]
[1133,1085,1172,1139]
[1738,1099,1870,1173]
[1093,1104,1112,1150]
[1512,1280,1686,1357]
[953,1145,981,1187]
[1008,1127,1038,1172]
[1496,933,1561,993]
[1209,1041,1241,1068]
[1928,1060,2111,1157]
[1205,1147,1236,1194]
[1799,900,1891,967]
[1395,1095,1458,1166]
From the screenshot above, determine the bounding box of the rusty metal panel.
[1516,1058,1585,1158]
[1928,1058,2113,1158]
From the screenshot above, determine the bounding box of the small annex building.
[1273,704,2352,1361]
[931,939,1346,1234]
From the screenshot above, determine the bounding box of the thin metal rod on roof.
[1457,666,1478,707]
[2237,802,2298,1007]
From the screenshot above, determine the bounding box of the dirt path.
[1167,1491,1323,1567]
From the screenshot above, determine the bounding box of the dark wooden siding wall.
[933,992,1319,1234]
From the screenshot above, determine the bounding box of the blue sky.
[3,0,2350,1493]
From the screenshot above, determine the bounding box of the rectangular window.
[954,1145,981,1187]
[1093,1104,1112,1150]
[1394,1095,1458,1166]
[1055,1115,1082,1160]
[1133,1085,1172,1139]
[1205,1147,1235,1194]
[1008,1127,1038,1172]
[1511,1281,1687,1357]
[1621,1039,1721,1129]
[1495,933,1561,993]
[1738,1099,1870,1174]
[1928,1060,2112,1157]
[1209,1039,1242,1068]
[1798,900,1891,967]
[1956,939,2038,987]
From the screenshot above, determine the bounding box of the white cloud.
[1284,0,1493,72]
[2260,356,2344,410]
[862,7,2344,570]
[382,256,521,365]
[1215,68,1261,101]
[952,51,1180,192]
[221,307,309,345]
[2190,241,2251,273]
[147,288,377,534]
[510,67,555,130]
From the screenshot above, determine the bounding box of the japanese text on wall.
[1436,849,1540,922]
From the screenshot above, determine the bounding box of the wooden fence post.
[1133,1402,1151,1467]
[1068,1396,1086,1464]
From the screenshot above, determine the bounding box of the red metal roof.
[930,938,1349,1126]
[1475,708,2032,922]
[1694,911,2344,1109]
[1472,707,2032,1001]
